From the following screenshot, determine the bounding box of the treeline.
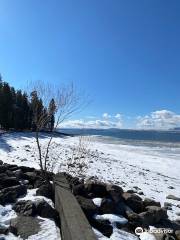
[0,77,55,131]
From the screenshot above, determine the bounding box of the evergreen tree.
[48,98,56,131]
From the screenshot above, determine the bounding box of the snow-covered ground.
[0,132,180,239]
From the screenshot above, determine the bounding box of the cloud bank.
[61,113,123,129]
[137,110,180,130]
[60,110,180,130]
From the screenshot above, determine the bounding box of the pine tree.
[48,98,56,131]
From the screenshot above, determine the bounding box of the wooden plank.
[54,173,96,240]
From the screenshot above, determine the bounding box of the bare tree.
[29,81,83,178]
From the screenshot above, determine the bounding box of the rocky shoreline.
[0,160,180,240]
[0,160,59,239]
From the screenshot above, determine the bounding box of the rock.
[35,199,59,223]
[72,184,86,196]
[0,185,27,205]
[116,222,135,234]
[36,183,54,201]
[168,186,175,189]
[19,166,35,173]
[89,218,113,237]
[145,206,168,222]
[9,216,41,239]
[0,225,9,235]
[100,198,116,214]
[76,195,98,218]
[85,182,107,198]
[0,176,19,189]
[14,169,26,180]
[0,165,7,173]
[13,200,36,216]
[166,195,180,201]
[127,206,168,228]
[164,202,173,210]
[122,192,143,213]
[5,170,15,177]
[106,185,123,203]
[127,189,137,194]
[175,230,180,240]
[143,198,161,208]
[154,219,180,233]
[24,172,38,185]
[138,191,144,195]
[0,160,3,165]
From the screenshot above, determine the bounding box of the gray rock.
[13,200,36,216]
[36,183,54,201]
[89,218,113,237]
[175,230,180,240]
[85,182,107,198]
[76,195,98,218]
[10,216,42,239]
[166,195,180,201]
[122,192,143,213]
[106,185,123,203]
[35,199,59,223]
[0,185,27,205]
[0,176,19,190]
[100,198,116,214]
[143,198,161,208]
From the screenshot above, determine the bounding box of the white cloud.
[61,118,123,129]
[137,110,180,129]
[102,113,111,119]
[115,113,122,120]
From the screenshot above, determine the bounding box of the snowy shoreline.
[0,132,180,223]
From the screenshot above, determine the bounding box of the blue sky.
[0,0,180,129]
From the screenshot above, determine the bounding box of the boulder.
[143,198,161,208]
[145,206,168,223]
[35,199,59,223]
[0,165,7,174]
[14,169,26,180]
[0,185,27,205]
[100,198,116,214]
[106,185,123,203]
[85,182,107,198]
[166,195,180,201]
[5,170,15,177]
[164,202,173,210]
[72,184,87,196]
[76,195,98,218]
[24,172,38,185]
[0,176,19,190]
[36,183,54,201]
[13,200,36,216]
[19,166,35,173]
[89,218,113,238]
[175,230,180,240]
[122,192,143,213]
[9,216,41,239]
[127,206,168,228]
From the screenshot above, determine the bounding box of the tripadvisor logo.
[135,227,174,236]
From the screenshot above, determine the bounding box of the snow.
[28,217,60,240]
[0,132,180,239]
[18,189,54,207]
[139,232,156,240]
[93,198,103,207]
[95,214,128,226]
[93,228,139,240]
